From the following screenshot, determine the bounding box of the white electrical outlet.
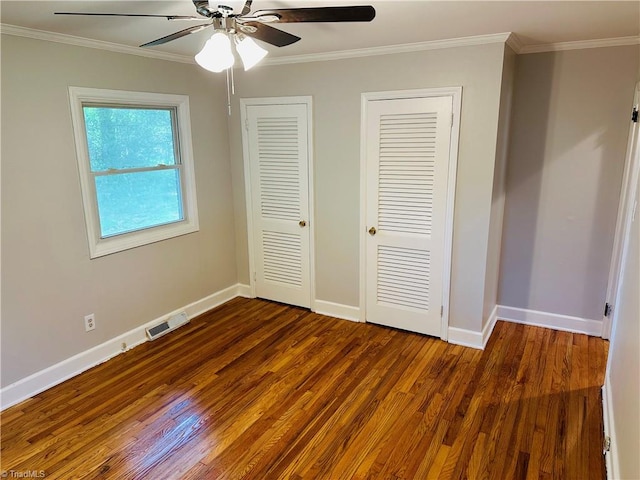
[84,314,96,332]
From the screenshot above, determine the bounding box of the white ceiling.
[1,1,639,60]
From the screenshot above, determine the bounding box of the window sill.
[89,220,199,258]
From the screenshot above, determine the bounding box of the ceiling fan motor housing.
[218,5,234,17]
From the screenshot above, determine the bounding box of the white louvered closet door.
[365,96,453,336]
[246,103,311,308]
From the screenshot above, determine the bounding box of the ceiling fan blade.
[253,6,375,23]
[241,0,253,16]
[239,22,301,47]
[55,12,202,20]
[140,24,211,47]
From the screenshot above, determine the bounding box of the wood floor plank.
[493,325,543,480]
[411,418,451,480]
[0,299,609,479]
[426,444,451,479]
[220,333,392,479]
[268,333,422,479]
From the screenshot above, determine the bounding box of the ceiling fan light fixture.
[195,32,235,72]
[235,36,268,70]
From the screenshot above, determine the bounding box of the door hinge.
[440,305,444,317]
[604,302,613,318]
[253,271,257,282]
[245,118,249,131]
[603,435,611,453]
[632,107,638,123]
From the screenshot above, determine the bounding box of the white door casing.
[241,97,314,309]
[602,82,640,339]
[360,88,461,338]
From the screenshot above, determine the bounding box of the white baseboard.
[236,283,253,298]
[497,305,603,336]
[447,326,483,349]
[183,283,251,319]
[0,323,150,412]
[447,304,498,350]
[434,303,603,351]
[602,377,619,480]
[0,283,250,411]
[313,300,361,323]
[482,304,499,348]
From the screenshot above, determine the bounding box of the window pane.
[83,106,177,171]
[95,169,184,238]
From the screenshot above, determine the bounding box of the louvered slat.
[263,231,302,286]
[378,112,437,236]
[257,117,300,221]
[377,245,430,311]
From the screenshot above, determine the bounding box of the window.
[69,88,199,258]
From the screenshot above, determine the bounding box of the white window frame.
[69,87,199,258]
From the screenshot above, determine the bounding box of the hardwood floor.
[1,297,608,479]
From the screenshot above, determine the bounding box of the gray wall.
[228,43,506,332]
[1,35,238,387]
[5,33,636,392]
[483,44,516,325]
[499,45,639,320]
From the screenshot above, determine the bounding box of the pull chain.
[225,68,232,116]
[230,62,235,96]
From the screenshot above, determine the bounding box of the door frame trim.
[240,96,316,310]
[359,87,462,340]
[602,82,639,339]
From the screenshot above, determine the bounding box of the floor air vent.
[146,312,189,341]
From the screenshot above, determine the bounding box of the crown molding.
[0,24,511,67]
[0,23,195,65]
[261,32,513,66]
[519,35,640,54]
[505,33,524,54]
[3,22,638,66]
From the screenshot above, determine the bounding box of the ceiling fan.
[56,1,375,113]
[55,1,376,52]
